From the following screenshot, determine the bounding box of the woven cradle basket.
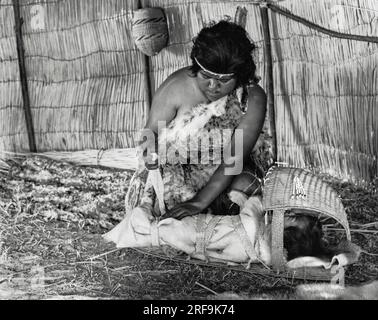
[132,8,169,56]
[262,167,351,271]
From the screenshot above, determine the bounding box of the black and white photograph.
[0,0,377,303]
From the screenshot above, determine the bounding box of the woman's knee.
[229,166,262,196]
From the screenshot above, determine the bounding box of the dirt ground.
[0,155,377,300]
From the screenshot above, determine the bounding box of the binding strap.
[147,168,166,216]
[204,216,223,247]
[150,220,160,247]
[271,209,286,271]
[195,215,223,260]
[231,215,257,260]
[195,215,208,258]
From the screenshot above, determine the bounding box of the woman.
[105,20,268,245]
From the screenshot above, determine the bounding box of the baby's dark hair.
[283,215,329,261]
[190,20,259,88]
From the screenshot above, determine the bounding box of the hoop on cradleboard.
[131,7,169,57]
[262,166,358,283]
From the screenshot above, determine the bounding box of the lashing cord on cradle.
[148,168,261,266]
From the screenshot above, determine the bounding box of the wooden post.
[260,3,277,162]
[144,54,152,109]
[138,0,152,109]
[12,0,37,152]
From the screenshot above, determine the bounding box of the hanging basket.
[132,7,169,56]
[262,166,352,272]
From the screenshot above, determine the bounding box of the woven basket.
[262,166,351,271]
[132,8,169,56]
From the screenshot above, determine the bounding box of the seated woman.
[104,20,268,246]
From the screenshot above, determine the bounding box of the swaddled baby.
[103,190,331,267]
[103,192,272,265]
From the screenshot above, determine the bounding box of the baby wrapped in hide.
[103,191,272,266]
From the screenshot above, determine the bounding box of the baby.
[283,213,328,261]
[104,193,272,265]
[217,169,329,261]
[103,191,331,267]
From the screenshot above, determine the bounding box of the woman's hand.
[143,151,159,170]
[137,129,159,170]
[165,200,206,220]
[137,146,159,170]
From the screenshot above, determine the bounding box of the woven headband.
[194,57,234,79]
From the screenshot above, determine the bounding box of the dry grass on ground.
[0,155,377,300]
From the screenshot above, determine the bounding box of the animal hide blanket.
[103,192,272,266]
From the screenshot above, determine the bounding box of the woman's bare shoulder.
[246,84,267,110]
[153,67,203,107]
[154,68,191,96]
[241,84,267,122]
[247,83,267,99]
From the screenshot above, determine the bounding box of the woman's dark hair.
[190,19,259,88]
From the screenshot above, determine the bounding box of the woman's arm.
[144,87,178,134]
[167,86,267,219]
[138,76,179,169]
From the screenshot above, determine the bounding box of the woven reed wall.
[0,0,376,185]
[0,1,28,152]
[270,0,377,184]
[1,0,149,152]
